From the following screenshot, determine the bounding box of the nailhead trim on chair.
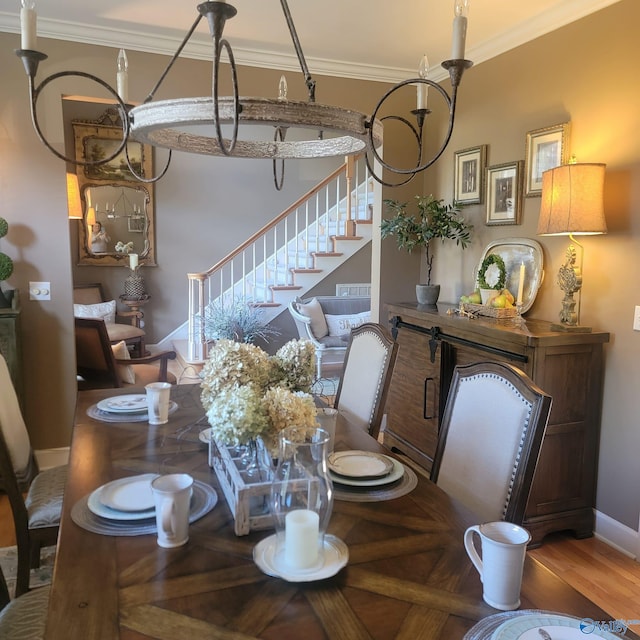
[459,372,533,519]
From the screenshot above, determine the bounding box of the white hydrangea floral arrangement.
[200,339,317,451]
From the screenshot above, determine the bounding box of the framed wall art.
[72,111,156,266]
[453,144,487,204]
[524,122,570,197]
[486,161,523,226]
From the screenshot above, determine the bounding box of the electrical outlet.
[29,281,51,301]
[634,305,640,331]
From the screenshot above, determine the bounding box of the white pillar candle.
[416,54,429,111]
[285,509,319,570]
[116,49,129,103]
[451,0,469,60]
[516,262,525,306]
[20,0,37,51]
[129,253,138,270]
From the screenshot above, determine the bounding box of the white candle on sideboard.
[285,509,319,570]
[20,0,37,51]
[516,261,525,306]
[129,253,138,270]
[451,0,469,60]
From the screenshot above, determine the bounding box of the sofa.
[288,295,371,378]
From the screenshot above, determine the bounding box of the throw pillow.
[74,300,117,324]
[325,311,371,337]
[111,340,136,385]
[296,297,329,339]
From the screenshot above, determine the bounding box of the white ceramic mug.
[146,381,171,425]
[464,521,531,610]
[315,408,338,452]
[151,473,193,548]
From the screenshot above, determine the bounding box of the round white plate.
[328,450,394,479]
[97,395,149,414]
[492,614,624,639]
[329,456,404,487]
[253,533,348,582]
[88,474,158,520]
[99,474,157,512]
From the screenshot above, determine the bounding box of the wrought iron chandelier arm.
[26,67,130,166]
[279,0,316,102]
[124,144,173,184]
[212,39,239,156]
[143,13,205,104]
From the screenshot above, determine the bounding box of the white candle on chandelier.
[20,0,37,51]
[416,54,429,111]
[117,49,129,103]
[129,253,138,270]
[516,261,525,306]
[451,0,469,60]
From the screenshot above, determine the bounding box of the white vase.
[480,288,498,305]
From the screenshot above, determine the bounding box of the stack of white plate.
[327,450,404,488]
[465,610,626,639]
[88,474,158,521]
[92,394,177,423]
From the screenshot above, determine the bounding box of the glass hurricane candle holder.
[270,426,333,573]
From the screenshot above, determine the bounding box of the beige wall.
[0,32,408,451]
[2,0,638,531]
[420,0,640,529]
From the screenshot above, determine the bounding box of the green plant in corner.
[0,217,14,309]
[381,195,473,286]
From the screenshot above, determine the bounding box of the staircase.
[180,155,375,364]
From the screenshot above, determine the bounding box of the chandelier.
[16,0,472,189]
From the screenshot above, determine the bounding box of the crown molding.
[0,0,623,85]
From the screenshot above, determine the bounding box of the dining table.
[44,383,636,640]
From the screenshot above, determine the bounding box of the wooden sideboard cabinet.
[383,302,610,547]
[0,289,23,408]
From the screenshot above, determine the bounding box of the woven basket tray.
[462,303,518,319]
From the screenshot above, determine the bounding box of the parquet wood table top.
[44,384,628,640]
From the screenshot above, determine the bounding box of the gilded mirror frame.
[73,115,157,266]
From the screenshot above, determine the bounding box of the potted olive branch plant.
[381,195,473,305]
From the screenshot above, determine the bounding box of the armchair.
[73,283,146,357]
[74,317,177,389]
[288,295,371,378]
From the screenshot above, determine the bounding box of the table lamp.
[537,163,607,332]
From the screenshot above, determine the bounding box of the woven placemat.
[332,464,418,502]
[71,479,217,536]
[86,401,178,424]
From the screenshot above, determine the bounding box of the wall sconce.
[66,172,83,219]
[537,163,607,332]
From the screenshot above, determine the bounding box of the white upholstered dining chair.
[430,361,552,525]
[0,353,67,597]
[333,323,398,439]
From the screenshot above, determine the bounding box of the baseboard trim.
[34,447,70,470]
[593,509,639,560]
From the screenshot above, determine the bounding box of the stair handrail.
[198,158,357,279]
[187,154,371,362]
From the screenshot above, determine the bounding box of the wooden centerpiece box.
[383,301,609,547]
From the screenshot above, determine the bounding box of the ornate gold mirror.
[73,113,156,266]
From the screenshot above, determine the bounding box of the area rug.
[0,545,55,599]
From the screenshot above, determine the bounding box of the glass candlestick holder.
[270,426,333,574]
